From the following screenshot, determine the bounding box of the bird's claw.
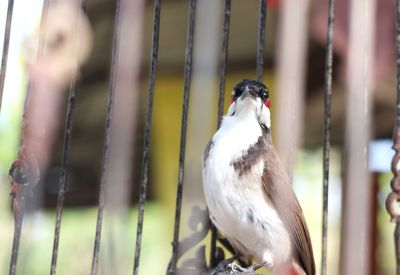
[209,254,265,275]
[226,262,242,273]
[226,262,252,274]
[226,261,265,274]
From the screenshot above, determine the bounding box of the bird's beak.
[241,87,257,100]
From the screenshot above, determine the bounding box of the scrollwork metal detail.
[167,206,210,275]
[387,129,400,221]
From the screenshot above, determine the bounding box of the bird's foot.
[208,254,266,275]
[208,255,239,275]
[226,262,248,273]
[248,261,267,271]
[226,261,267,274]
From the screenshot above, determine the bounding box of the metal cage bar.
[168,0,198,273]
[91,1,122,274]
[256,0,267,82]
[216,0,232,129]
[0,0,14,110]
[8,1,52,274]
[133,0,161,274]
[395,1,400,273]
[50,2,87,274]
[50,78,79,275]
[321,0,335,274]
[210,0,232,268]
[8,195,24,275]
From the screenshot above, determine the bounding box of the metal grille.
[2,0,399,274]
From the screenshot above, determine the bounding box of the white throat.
[227,99,271,129]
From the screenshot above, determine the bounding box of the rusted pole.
[50,2,91,274]
[134,0,161,273]
[0,0,14,110]
[256,0,266,82]
[321,0,335,274]
[210,0,232,268]
[90,1,122,274]
[168,0,197,273]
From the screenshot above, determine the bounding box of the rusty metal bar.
[101,0,145,271]
[133,0,161,274]
[386,0,400,274]
[91,1,122,274]
[321,0,335,274]
[209,225,218,270]
[49,2,87,273]
[8,191,25,275]
[8,1,52,274]
[0,0,14,110]
[8,215,23,275]
[168,0,197,273]
[50,78,78,275]
[216,0,231,129]
[210,0,232,269]
[256,0,266,82]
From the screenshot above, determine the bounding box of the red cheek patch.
[265,99,271,108]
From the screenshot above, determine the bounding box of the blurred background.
[0,0,397,274]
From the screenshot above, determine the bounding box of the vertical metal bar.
[216,0,231,128]
[133,0,161,274]
[395,1,400,273]
[91,1,122,274]
[9,2,52,274]
[50,2,87,273]
[0,0,14,110]
[101,0,145,272]
[386,1,400,274]
[396,224,400,275]
[210,0,232,268]
[49,79,78,275]
[256,0,266,82]
[9,194,25,275]
[168,0,197,273]
[321,0,335,274]
[209,226,218,269]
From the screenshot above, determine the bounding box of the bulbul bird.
[202,79,315,275]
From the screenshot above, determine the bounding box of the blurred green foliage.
[0,199,170,275]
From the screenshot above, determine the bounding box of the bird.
[202,79,315,275]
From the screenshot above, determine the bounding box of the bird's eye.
[258,88,268,101]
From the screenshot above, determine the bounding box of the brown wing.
[262,145,315,275]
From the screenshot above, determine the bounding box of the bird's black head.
[227,79,272,128]
[231,79,270,106]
